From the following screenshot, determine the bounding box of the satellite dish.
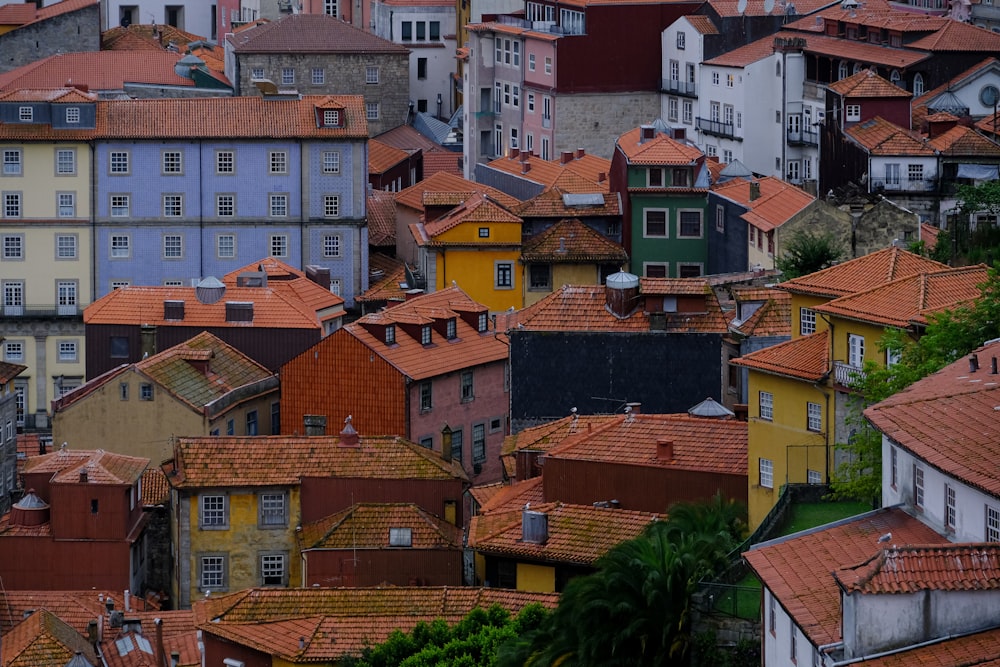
[738,0,748,13]
[764,0,775,13]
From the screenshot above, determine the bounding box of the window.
[57,281,77,312]
[163,194,183,217]
[269,151,287,174]
[119,382,129,401]
[56,149,76,175]
[478,227,491,239]
[890,447,898,488]
[495,261,513,289]
[3,193,21,218]
[312,68,325,85]
[269,194,288,217]
[945,484,956,530]
[111,234,130,258]
[443,318,457,340]
[913,73,924,97]
[259,492,287,527]
[322,234,341,257]
[18,106,32,122]
[808,469,822,484]
[644,210,668,237]
[323,0,338,14]
[760,458,774,488]
[846,104,861,121]
[110,336,129,358]
[727,73,734,88]
[988,506,1000,542]
[914,465,924,509]
[416,21,426,40]
[479,313,489,333]
[366,102,379,120]
[420,325,432,345]
[162,151,182,174]
[461,371,474,401]
[2,281,23,314]
[269,235,288,258]
[544,57,552,75]
[281,68,295,85]
[163,234,183,258]
[676,31,686,48]
[323,109,341,126]
[217,234,235,258]
[683,100,693,124]
[3,235,22,259]
[108,149,128,174]
[419,380,432,411]
[451,428,463,462]
[321,151,340,174]
[200,495,227,528]
[791,627,797,662]
[908,164,923,182]
[528,53,536,71]
[677,210,702,238]
[3,149,22,175]
[885,163,901,186]
[58,340,77,362]
[216,150,234,174]
[385,324,396,345]
[760,391,773,421]
[139,383,153,400]
[807,402,822,432]
[644,263,668,278]
[4,341,23,362]
[848,334,865,367]
[712,71,720,86]
[389,527,412,546]
[365,65,379,84]
[715,205,725,233]
[251,67,265,79]
[226,419,234,435]
[402,21,413,40]
[529,264,551,290]
[247,410,258,435]
[668,98,678,122]
[57,192,75,217]
[472,423,486,463]
[216,194,235,217]
[200,555,227,591]
[323,194,340,218]
[800,308,816,335]
[111,194,130,217]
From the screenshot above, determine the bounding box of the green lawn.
[780,500,873,537]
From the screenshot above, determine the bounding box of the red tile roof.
[0,360,27,384]
[520,218,627,263]
[485,151,611,192]
[223,258,345,315]
[777,247,948,299]
[709,0,834,18]
[703,35,778,67]
[744,507,947,648]
[834,544,1000,594]
[141,468,170,506]
[712,177,815,232]
[0,3,37,24]
[166,433,467,489]
[921,222,942,249]
[513,188,620,219]
[927,124,1000,156]
[615,127,704,165]
[846,116,936,156]
[907,19,1000,52]
[423,192,522,238]
[193,587,559,661]
[730,287,792,337]
[856,626,1000,666]
[500,415,619,478]
[865,339,1000,498]
[685,14,720,33]
[1,610,98,667]
[367,190,397,246]
[297,502,463,549]
[355,253,407,304]
[731,330,829,381]
[0,591,113,635]
[470,481,507,509]
[101,22,209,50]
[421,147,463,177]
[345,286,507,380]
[229,13,409,53]
[369,138,410,173]
[0,51,203,92]
[395,171,520,212]
[25,448,148,486]
[828,69,912,98]
[814,265,988,328]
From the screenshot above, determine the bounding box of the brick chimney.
[657,439,674,462]
[750,181,761,201]
[575,148,585,159]
[509,148,520,160]
[338,416,359,447]
[560,150,574,164]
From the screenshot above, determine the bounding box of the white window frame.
[945,484,956,530]
[163,194,183,217]
[322,151,341,174]
[111,234,130,258]
[281,67,295,85]
[56,149,76,175]
[323,194,340,218]
[217,234,236,258]
[57,192,75,217]
[760,458,774,489]
[3,149,22,175]
[216,150,234,174]
[259,492,287,527]
[914,465,924,509]
[365,66,379,84]
[3,192,22,218]
[162,150,182,174]
[312,68,325,85]
[58,339,77,362]
[987,505,1000,542]
[269,194,288,217]
[56,234,77,259]
[163,234,183,259]
[200,555,227,591]
[269,151,288,174]
[3,234,23,260]
[322,234,341,258]
[848,334,865,367]
[800,307,816,335]
[216,193,235,217]
[807,402,822,432]
[760,391,773,421]
[366,102,379,120]
[260,553,287,585]
[110,194,130,217]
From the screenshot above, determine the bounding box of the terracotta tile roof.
[84,285,325,330]
[709,0,836,17]
[814,265,988,328]
[17,433,51,463]
[828,69,912,98]
[1,610,98,667]
[685,14,720,33]
[907,19,1000,52]
[229,13,408,53]
[395,171,520,212]
[730,287,792,337]
[640,276,715,295]
[921,222,942,249]
[423,192,522,238]
[0,0,97,30]
[847,116,936,155]
[0,87,97,103]
[731,330,829,381]
[0,591,112,635]
[166,434,468,489]
[375,123,438,151]
[500,415,619,478]
[141,468,170,506]
[367,190,397,246]
[976,110,1000,136]
[101,22,209,50]
[470,481,507,509]
[485,151,611,192]
[369,139,410,174]
[421,147,464,177]
[345,286,508,380]
[520,218,627,263]
[355,253,408,304]
[513,188,620,219]
[466,22,561,41]
[297,502,463,549]
[713,177,815,232]
[25,448,148,486]
[777,247,948,299]
[834,544,1000,594]
[749,29,930,70]
[0,360,27,384]
[615,127,704,165]
[927,124,1000,156]
[856,626,1000,666]
[194,587,559,661]
[222,258,345,316]
[469,501,661,565]
[507,281,729,333]
[744,507,947,648]
[703,35,778,67]
[0,3,37,24]
[864,339,1000,498]
[0,51,203,92]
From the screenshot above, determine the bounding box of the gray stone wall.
[235,52,410,136]
[854,198,921,256]
[0,4,102,74]
[554,91,661,160]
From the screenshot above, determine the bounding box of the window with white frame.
[800,307,816,335]
[676,31,685,49]
[885,163,901,186]
[56,234,76,258]
[216,150,234,174]
[760,391,773,421]
[163,194,182,217]
[111,234,130,258]
[260,553,286,585]
[111,194,129,217]
[3,149,22,175]
[281,68,295,85]
[323,194,340,218]
[57,192,75,217]
[269,151,287,174]
[200,555,226,591]
[323,0,338,14]
[644,210,668,237]
[251,67,264,79]
[988,505,1000,542]
[914,465,924,509]
[3,234,23,259]
[461,370,474,401]
[330,278,341,297]
[4,341,23,362]
[760,458,774,488]
[908,164,924,182]
[109,151,129,174]
[111,280,130,290]
[162,151,182,174]
[846,104,861,121]
[312,68,325,84]
[365,66,379,83]
[848,334,865,367]
[3,281,24,311]
[163,235,182,258]
[807,402,822,432]
[259,492,287,527]
[323,109,341,126]
[389,527,412,547]
[544,56,552,75]
[945,484,956,530]
[3,192,22,217]
[200,495,228,528]
[683,100,693,124]
[57,281,77,310]
[322,151,340,174]
[269,194,288,217]
[56,149,75,175]
[727,73,734,88]
[58,340,77,362]
[217,234,235,258]
[528,53,536,71]
[712,71,720,86]
[366,102,379,120]
[270,234,288,257]
[668,98,678,122]
[560,8,585,33]
[807,469,822,484]
[18,106,32,122]
[216,194,235,217]
[322,234,341,258]
[677,210,702,238]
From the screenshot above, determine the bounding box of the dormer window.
[389,527,412,547]
[446,318,457,339]
[421,325,432,345]
[322,108,342,127]
[385,324,396,344]
[478,313,488,332]
[66,107,80,124]
[18,107,32,122]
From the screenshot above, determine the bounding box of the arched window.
[890,69,901,86]
[913,73,924,97]
[839,61,849,79]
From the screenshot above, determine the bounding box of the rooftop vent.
[604,271,639,319]
[236,271,267,288]
[338,415,360,447]
[224,301,254,323]
[522,508,548,544]
[163,300,185,321]
[639,125,656,143]
[195,277,225,304]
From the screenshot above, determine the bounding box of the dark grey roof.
[688,396,735,418]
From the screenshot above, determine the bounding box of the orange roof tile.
[368,138,410,173]
[907,19,1000,52]
[685,14,720,33]
[500,414,619,478]
[1,610,98,667]
[25,448,148,486]
[194,587,559,661]
[355,253,408,304]
[367,190,397,246]
[814,265,988,328]
[744,507,947,648]
[777,247,948,299]
[927,124,1000,156]
[345,286,507,380]
[423,192,522,238]
[141,468,170,506]
[731,330,829,381]
[731,287,792,337]
[485,151,611,192]
[101,22,209,50]
[713,177,815,232]
[0,51,203,92]
[703,35,777,67]
[847,116,936,155]
[834,544,1000,594]
[0,360,27,384]
[865,339,1000,498]
[229,13,409,53]
[421,147,464,177]
[0,590,117,635]
[616,126,704,165]
[0,3,37,24]
[857,626,1000,666]
[709,0,834,17]
[395,171,520,212]
[828,69,912,98]
[469,481,507,509]
[921,222,942,249]
[297,503,463,549]
[513,188,620,219]
[223,258,345,315]
[520,218,627,263]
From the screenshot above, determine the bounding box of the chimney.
[522,507,548,544]
[597,172,607,183]
[509,148,520,160]
[124,589,130,612]
[338,415,359,447]
[441,425,453,462]
[304,415,327,436]
[154,618,165,667]
[575,148,585,159]
[560,150,573,164]
[140,324,157,359]
[749,181,761,201]
[558,237,566,253]
[87,620,98,644]
[79,468,88,483]
[626,402,641,414]
[521,162,530,175]
[970,353,979,373]
[520,150,530,162]
[657,439,674,462]
[639,125,656,143]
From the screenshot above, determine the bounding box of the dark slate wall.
[707,193,750,275]
[509,330,724,432]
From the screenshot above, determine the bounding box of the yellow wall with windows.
[524,263,602,307]
[431,222,523,312]
[789,294,831,338]
[747,371,831,530]
[516,562,556,593]
[15,142,92,217]
[827,317,890,368]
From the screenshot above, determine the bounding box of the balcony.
[696,117,740,140]
[833,361,865,388]
[475,110,495,119]
[661,79,697,97]
[2,304,81,318]
[870,178,937,193]
[786,128,819,146]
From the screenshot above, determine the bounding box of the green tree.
[776,230,846,280]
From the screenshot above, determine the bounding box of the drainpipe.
[819,311,835,480]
